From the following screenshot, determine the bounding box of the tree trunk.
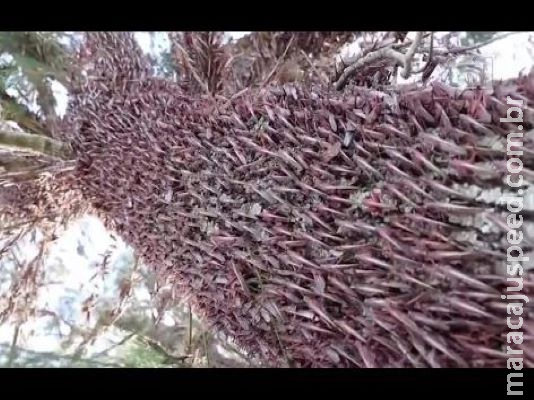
[0,129,71,159]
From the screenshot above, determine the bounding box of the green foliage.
[157,50,177,80]
[121,338,168,368]
[0,32,71,136]
[0,64,17,93]
[0,32,68,76]
[0,94,48,135]
[461,32,498,47]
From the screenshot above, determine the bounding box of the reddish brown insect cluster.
[52,32,534,367]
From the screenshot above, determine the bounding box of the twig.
[6,324,21,367]
[92,331,137,359]
[401,32,423,78]
[0,227,29,259]
[140,335,190,364]
[413,32,434,74]
[300,49,328,85]
[203,332,210,367]
[221,87,249,110]
[187,304,193,355]
[0,219,38,233]
[427,32,518,56]
[69,262,137,364]
[36,308,80,337]
[450,31,517,54]
[409,32,518,83]
[260,34,295,88]
[173,42,213,99]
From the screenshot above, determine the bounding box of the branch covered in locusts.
[46,32,534,368]
[171,31,357,93]
[3,32,534,368]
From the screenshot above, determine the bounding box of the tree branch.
[300,49,328,85]
[141,335,190,364]
[413,32,434,74]
[0,129,71,159]
[334,32,424,90]
[260,34,295,88]
[6,324,21,368]
[334,47,404,90]
[401,32,423,78]
[433,32,518,56]
[92,331,137,359]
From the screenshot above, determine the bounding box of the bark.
[0,129,71,160]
